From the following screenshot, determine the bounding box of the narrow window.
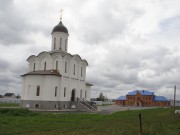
[33,63,35,71]
[56,61,58,70]
[85,90,87,98]
[44,62,46,70]
[65,61,67,73]
[54,38,56,49]
[64,87,66,97]
[28,85,31,96]
[81,67,83,77]
[65,39,67,51]
[55,86,57,97]
[36,86,40,96]
[80,89,82,98]
[73,64,75,75]
[60,38,62,49]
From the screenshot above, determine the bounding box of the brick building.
[116,90,170,107]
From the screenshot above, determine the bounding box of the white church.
[21,16,95,111]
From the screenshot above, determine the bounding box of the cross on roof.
[59,9,64,21]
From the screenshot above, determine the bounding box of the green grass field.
[0,103,19,107]
[0,108,179,135]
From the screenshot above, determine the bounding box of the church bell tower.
[51,10,69,52]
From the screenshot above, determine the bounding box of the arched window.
[56,61,58,70]
[54,38,56,49]
[60,38,62,49]
[33,63,35,71]
[44,62,46,70]
[73,64,75,75]
[65,39,67,51]
[80,89,82,98]
[36,86,40,96]
[35,104,39,108]
[64,87,66,97]
[85,90,87,98]
[55,86,57,97]
[81,67,83,77]
[65,61,67,73]
[55,104,58,108]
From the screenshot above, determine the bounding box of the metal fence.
[92,101,115,106]
[0,98,20,104]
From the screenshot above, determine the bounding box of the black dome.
[52,21,68,34]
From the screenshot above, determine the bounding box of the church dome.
[52,21,68,34]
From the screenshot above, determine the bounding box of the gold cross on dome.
[59,9,64,21]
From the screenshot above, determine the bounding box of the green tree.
[96,92,107,101]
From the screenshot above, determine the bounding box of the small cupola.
[51,11,69,52]
[52,21,68,34]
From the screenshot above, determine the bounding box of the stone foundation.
[20,100,89,111]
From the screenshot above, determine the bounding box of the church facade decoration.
[21,18,93,110]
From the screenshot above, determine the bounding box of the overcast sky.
[0,0,180,99]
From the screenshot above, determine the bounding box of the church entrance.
[71,89,76,101]
[135,101,141,107]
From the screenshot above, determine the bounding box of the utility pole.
[139,113,142,133]
[174,85,176,114]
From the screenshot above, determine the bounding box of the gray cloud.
[0,0,52,45]
[0,58,10,70]
[0,0,28,45]
[75,1,145,45]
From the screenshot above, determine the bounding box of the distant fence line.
[93,101,115,106]
[0,98,20,104]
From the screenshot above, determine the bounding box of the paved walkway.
[97,105,157,114]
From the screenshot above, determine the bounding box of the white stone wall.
[60,77,69,101]
[22,75,61,101]
[27,52,88,80]
[85,85,91,101]
[22,74,90,102]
